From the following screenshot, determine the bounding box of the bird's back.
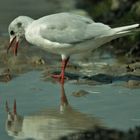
[31,13,112,44]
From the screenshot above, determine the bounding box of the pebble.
[127,80,140,88]
[0,68,12,82]
[31,56,45,65]
[72,90,89,97]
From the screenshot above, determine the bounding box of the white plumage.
[8,12,140,84]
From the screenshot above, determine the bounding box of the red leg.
[52,57,69,84]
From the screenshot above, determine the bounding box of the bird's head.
[7,16,34,55]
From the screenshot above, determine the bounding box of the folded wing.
[39,13,112,44]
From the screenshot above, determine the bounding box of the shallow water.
[0,71,140,140]
[0,1,140,139]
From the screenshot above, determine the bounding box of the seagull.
[7,12,140,84]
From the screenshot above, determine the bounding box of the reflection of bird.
[7,13,140,84]
[60,125,140,140]
[5,85,101,140]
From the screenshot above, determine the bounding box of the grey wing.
[39,13,112,44]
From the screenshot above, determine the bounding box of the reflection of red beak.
[7,36,19,56]
[6,99,17,121]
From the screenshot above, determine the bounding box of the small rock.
[126,62,140,74]
[127,80,140,88]
[72,90,89,97]
[31,56,45,65]
[0,68,12,82]
[126,65,134,72]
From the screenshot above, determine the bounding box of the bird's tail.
[113,24,140,36]
[97,24,140,46]
[102,23,140,42]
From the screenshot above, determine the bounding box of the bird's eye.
[10,30,15,35]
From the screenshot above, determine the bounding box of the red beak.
[7,36,19,56]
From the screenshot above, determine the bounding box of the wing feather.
[38,13,111,44]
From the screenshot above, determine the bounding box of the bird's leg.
[60,57,69,84]
[52,57,69,84]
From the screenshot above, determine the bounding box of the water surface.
[0,71,140,140]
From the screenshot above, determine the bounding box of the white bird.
[7,12,140,84]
